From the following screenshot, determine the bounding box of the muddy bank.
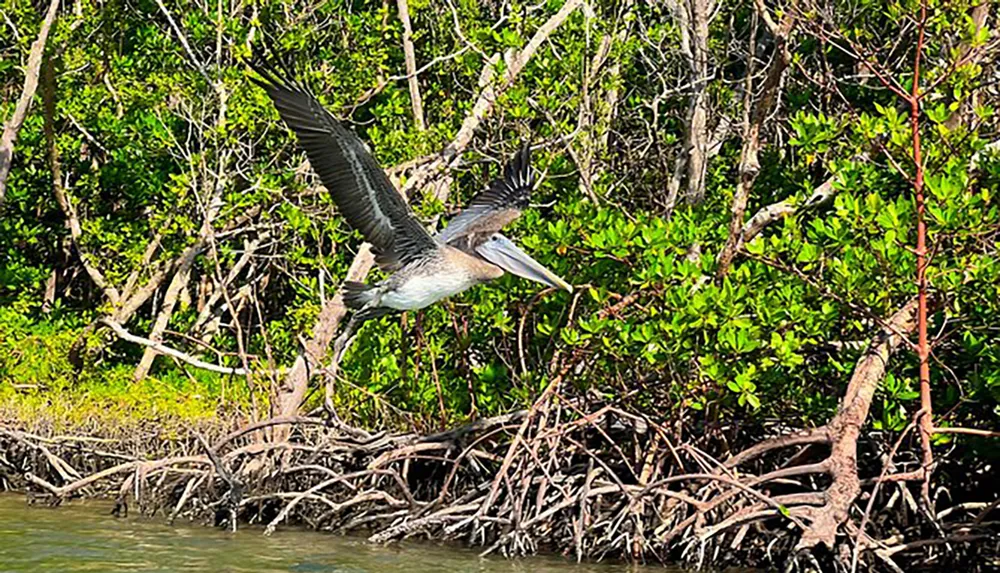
[2,392,997,573]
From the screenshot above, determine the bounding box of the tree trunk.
[909,4,933,503]
[667,0,714,206]
[797,297,921,550]
[685,80,709,204]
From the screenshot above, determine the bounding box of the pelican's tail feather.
[342,281,377,309]
[342,281,394,324]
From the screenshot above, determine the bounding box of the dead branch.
[101,319,247,375]
[738,175,837,245]
[133,253,197,380]
[191,233,266,339]
[931,427,1000,439]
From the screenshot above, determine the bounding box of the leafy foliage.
[0,0,997,449]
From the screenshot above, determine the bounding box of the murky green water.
[0,495,673,572]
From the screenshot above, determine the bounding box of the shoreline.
[3,403,997,572]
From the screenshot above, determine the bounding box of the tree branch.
[152,0,211,82]
[717,2,796,276]
[740,174,837,245]
[398,0,585,198]
[101,319,248,376]
[396,0,425,131]
[0,0,61,207]
[42,40,122,306]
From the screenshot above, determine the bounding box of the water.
[0,495,673,572]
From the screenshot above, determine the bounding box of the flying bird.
[250,60,572,325]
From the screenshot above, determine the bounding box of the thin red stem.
[910,0,933,504]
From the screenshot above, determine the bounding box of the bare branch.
[192,234,265,336]
[101,319,248,376]
[0,0,61,206]
[152,0,211,82]
[739,174,837,245]
[716,3,797,276]
[396,0,425,130]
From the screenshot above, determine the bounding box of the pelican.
[250,61,572,324]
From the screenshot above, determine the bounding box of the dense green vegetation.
[1,0,997,450]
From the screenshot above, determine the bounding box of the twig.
[212,415,326,451]
[851,416,919,573]
[931,427,1000,439]
[152,0,211,82]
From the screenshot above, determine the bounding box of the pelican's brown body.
[347,247,504,313]
[251,58,571,324]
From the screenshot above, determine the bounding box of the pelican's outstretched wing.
[437,144,534,249]
[250,58,436,267]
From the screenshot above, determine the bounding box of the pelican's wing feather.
[437,144,534,247]
[250,59,436,266]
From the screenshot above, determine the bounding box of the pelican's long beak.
[475,234,573,292]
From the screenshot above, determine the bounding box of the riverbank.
[2,394,998,573]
